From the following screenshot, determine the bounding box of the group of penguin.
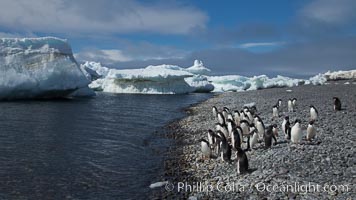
[199,96,342,175]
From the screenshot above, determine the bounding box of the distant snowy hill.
[0,37,94,100]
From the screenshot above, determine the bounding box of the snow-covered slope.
[0,37,94,99]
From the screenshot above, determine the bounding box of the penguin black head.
[249,123,255,128]
[223,107,230,112]
[292,98,297,101]
[199,138,209,144]
[272,124,278,128]
[309,120,315,125]
[294,119,301,124]
[284,116,289,120]
[208,129,214,134]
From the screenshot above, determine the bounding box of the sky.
[0,0,355,77]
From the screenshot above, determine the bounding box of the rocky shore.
[159,81,355,199]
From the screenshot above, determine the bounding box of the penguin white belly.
[273,108,278,117]
[282,120,286,134]
[256,122,264,138]
[288,102,293,112]
[291,126,302,144]
[310,110,318,120]
[201,142,211,157]
[307,125,316,140]
[250,133,258,148]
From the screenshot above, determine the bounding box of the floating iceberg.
[324,70,356,80]
[84,61,214,94]
[92,65,195,94]
[0,37,94,100]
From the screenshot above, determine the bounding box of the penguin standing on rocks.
[236,146,249,174]
[226,119,236,137]
[333,97,342,111]
[249,129,259,149]
[217,112,225,126]
[264,125,277,149]
[288,99,294,112]
[207,129,216,149]
[278,99,282,108]
[223,107,231,120]
[272,124,278,137]
[310,105,318,121]
[231,129,242,149]
[240,120,250,136]
[306,121,317,141]
[272,105,279,119]
[292,98,297,107]
[255,116,265,139]
[233,110,241,126]
[282,116,290,138]
[291,119,302,144]
[217,132,231,162]
[200,139,211,159]
[212,106,218,119]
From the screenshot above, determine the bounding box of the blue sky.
[0,0,355,77]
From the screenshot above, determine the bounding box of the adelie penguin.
[236,137,249,174]
[212,106,218,119]
[272,105,279,119]
[333,97,342,111]
[264,125,277,149]
[288,99,294,112]
[207,129,217,149]
[240,120,250,136]
[217,112,225,126]
[249,129,259,149]
[231,128,242,150]
[291,119,302,144]
[217,131,231,162]
[255,116,265,139]
[310,105,318,121]
[282,116,290,139]
[200,138,211,159]
[272,124,278,137]
[233,110,241,126]
[277,99,282,108]
[306,120,317,141]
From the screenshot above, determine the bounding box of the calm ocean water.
[0,93,211,199]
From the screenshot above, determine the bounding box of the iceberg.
[0,37,93,100]
[94,65,195,94]
[185,60,211,75]
[184,75,214,93]
[208,75,305,92]
[324,70,356,80]
[83,61,214,94]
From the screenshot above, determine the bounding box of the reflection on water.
[0,93,211,199]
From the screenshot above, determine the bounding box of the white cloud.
[75,49,132,64]
[239,42,284,48]
[0,0,208,35]
[301,0,356,24]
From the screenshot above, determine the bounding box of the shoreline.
[160,81,355,199]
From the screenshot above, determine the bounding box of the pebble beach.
[158,81,356,199]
